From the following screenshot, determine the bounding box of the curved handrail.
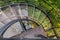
[0,19,40,36]
[0,3,53,29]
[0,3,52,25]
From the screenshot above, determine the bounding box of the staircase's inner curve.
[0,3,53,38]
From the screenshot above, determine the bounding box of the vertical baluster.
[0,9,11,24]
[8,5,17,20]
[32,5,35,19]
[18,3,27,31]
[36,11,41,20]
[9,5,23,34]
[20,3,28,19]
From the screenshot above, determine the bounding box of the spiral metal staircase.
[0,3,58,39]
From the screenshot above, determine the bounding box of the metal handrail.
[0,18,40,36]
